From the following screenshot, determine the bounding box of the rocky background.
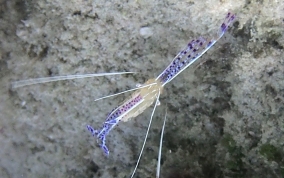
[0,0,283,177]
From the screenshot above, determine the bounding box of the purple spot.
[230,15,236,21]
[208,41,212,46]
[226,12,231,18]
[107,120,116,124]
[221,23,226,32]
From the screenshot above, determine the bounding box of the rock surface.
[0,0,283,177]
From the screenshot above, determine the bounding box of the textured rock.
[0,0,283,177]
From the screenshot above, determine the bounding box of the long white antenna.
[11,72,136,88]
[94,83,157,101]
[130,89,161,178]
[156,107,167,178]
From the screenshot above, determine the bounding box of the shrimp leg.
[156,108,167,178]
[130,89,161,178]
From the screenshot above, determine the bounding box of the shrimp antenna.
[130,89,161,178]
[11,72,136,88]
[156,107,167,178]
[94,82,157,101]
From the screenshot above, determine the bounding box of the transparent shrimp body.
[87,78,164,155]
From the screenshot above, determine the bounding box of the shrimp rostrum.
[12,11,236,177]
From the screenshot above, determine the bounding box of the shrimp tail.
[89,125,111,156]
[87,121,118,156]
[87,122,118,156]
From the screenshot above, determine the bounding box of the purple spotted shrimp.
[12,11,236,178]
[87,11,235,157]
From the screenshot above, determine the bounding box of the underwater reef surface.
[0,0,283,177]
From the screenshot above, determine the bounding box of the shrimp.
[87,11,235,158]
[11,11,236,178]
